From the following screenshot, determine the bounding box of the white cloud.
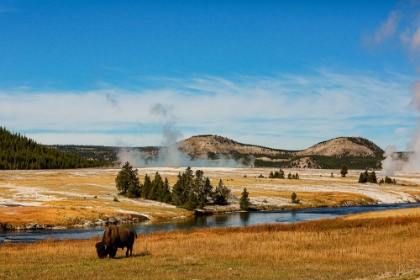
[0,70,415,150]
[363,10,401,46]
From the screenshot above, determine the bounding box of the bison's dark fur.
[95,225,137,259]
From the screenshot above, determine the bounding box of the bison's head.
[95,242,108,259]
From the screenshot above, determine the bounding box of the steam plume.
[381,81,420,175]
[117,103,251,168]
[378,4,420,175]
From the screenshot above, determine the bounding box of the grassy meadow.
[0,209,420,279]
[0,168,420,279]
[0,167,419,228]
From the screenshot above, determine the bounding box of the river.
[1,202,420,243]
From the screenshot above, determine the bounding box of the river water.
[1,202,420,243]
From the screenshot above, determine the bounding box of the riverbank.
[0,168,419,230]
[1,208,420,280]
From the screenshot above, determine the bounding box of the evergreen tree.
[213,179,231,205]
[115,162,141,197]
[188,170,213,209]
[239,188,250,210]
[149,172,162,200]
[142,174,152,199]
[385,176,393,184]
[270,169,285,179]
[172,167,194,207]
[279,169,285,179]
[358,169,378,184]
[160,177,172,203]
[291,192,298,203]
[358,172,366,183]
[360,170,369,183]
[340,163,348,177]
[368,171,377,183]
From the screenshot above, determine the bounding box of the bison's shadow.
[111,250,151,259]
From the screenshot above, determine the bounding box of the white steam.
[116,103,252,168]
[381,82,420,175]
[377,4,420,175]
[380,145,404,175]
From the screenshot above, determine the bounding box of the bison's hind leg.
[126,246,133,257]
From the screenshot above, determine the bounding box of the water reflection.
[1,202,420,243]
[239,212,250,226]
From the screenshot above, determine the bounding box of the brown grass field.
[0,210,419,279]
[0,167,419,227]
[0,168,420,279]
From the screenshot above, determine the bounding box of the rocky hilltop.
[178,135,384,169]
[295,137,383,158]
[178,135,288,158]
[51,134,385,169]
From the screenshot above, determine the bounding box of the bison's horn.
[104,244,107,250]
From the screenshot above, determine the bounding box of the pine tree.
[279,169,285,179]
[340,163,348,177]
[191,170,213,209]
[115,162,141,197]
[368,171,377,183]
[213,179,231,205]
[149,172,162,200]
[172,167,194,207]
[161,178,172,203]
[142,174,152,199]
[291,192,298,203]
[358,172,365,183]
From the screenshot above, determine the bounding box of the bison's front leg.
[109,246,118,258]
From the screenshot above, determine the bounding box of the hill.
[0,127,110,170]
[178,135,385,169]
[2,127,385,169]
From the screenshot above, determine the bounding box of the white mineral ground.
[0,168,419,211]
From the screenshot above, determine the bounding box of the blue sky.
[1,0,419,151]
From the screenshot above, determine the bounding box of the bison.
[95,225,137,259]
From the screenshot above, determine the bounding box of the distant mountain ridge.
[178,135,384,169]
[178,135,383,158]
[1,126,385,169]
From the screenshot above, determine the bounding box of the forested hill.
[0,127,110,170]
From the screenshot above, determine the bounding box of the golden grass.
[1,168,420,278]
[0,213,420,279]
[0,206,123,227]
[245,189,376,207]
[1,168,420,227]
[345,207,420,220]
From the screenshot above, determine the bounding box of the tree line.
[268,169,300,179]
[115,163,232,210]
[358,170,396,185]
[0,127,110,170]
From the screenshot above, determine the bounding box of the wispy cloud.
[363,10,401,46]
[363,4,420,59]
[0,70,415,150]
[400,21,420,52]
